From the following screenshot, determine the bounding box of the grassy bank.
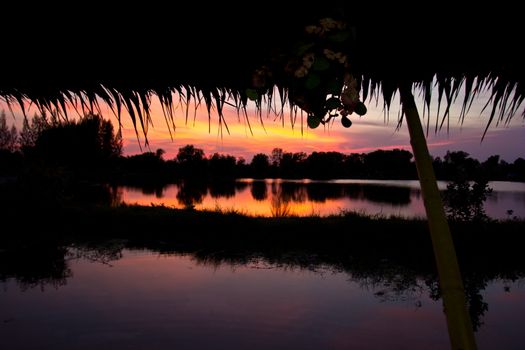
[3,203,524,269]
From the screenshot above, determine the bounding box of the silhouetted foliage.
[481,155,501,179]
[440,151,480,180]
[270,148,284,167]
[0,109,523,184]
[280,151,307,178]
[512,158,525,181]
[363,149,415,179]
[33,113,121,171]
[116,146,522,183]
[0,113,123,207]
[2,117,525,185]
[235,157,249,177]
[250,153,271,178]
[0,110,18,152]
[0,110,22,175]
[209,153,237,179]
[119,148,169,184]
[443,171,492,222]
[307,151,346,179]
[175,145,207,178]
[344,153,366,178]
[18,112,57,152]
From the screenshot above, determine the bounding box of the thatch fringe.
[3,77,523,142]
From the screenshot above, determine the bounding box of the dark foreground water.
[1,246,524,350]
[120,180,525,219]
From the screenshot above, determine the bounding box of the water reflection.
[2,238,524,336]
[208,181,237,199]
[0,243,71,290]
[138,184,165,198]
[176,180,208,209]
[120,179,525,218]
[251,181,267,201]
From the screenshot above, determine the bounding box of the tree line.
[1,111,524,182]
[121,146,525,182]
[0,110,121,179]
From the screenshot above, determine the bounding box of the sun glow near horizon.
[117,92,525,162]
[1,88,524,161]
[118,97,385,161]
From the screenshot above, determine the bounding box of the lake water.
[1,247,524,350]
[119,180,525,219]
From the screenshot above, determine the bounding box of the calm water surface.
[1,248,524,350]
[119,180,525,219]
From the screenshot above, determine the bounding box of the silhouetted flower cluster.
[247,18,367,130]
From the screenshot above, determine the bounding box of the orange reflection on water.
[120,180,429,218]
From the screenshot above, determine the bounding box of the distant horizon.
[2,88,524,163]
[121,131,525,163]
[118,93,524,163]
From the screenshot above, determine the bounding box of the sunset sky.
[2,88,524,162]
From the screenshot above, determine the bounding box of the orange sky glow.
[103,91,525,162]
[2,88,524,161]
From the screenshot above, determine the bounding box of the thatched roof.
[2,3,524,137]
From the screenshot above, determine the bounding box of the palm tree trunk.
[399,84,477,350]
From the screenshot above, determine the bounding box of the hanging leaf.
[245,88,259,101]
[305,73,321,90]
[354,101,367,116]
[312,57,330,71]
[325,97,341,110]
[307,114,321,129]
[341,116,352,128]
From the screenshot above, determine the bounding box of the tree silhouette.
[270,148,284,167]
[34,113,121,170]
[442,151,480,180]
[280,151,307,178]
[175,144,207,178]
[0,110,18,152]
[480,155,506,180]
[512,158,525,181]
[209,153,236,179]
[364,149,415,179]
[250,153,270,179]
[19,117,36,150]
[18,112,55,152]
[113,145,525,181]
[307,151,345,179]
[121,148,167,183]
